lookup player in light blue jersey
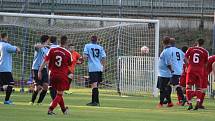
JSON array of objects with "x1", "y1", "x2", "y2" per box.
[
  {"x1": 0, "y1": 33, "x2": 21, "y2": 104},
  {"x1": 157, "y1": 36, "x2": 174, "y2": 108},
  {"x1": 169, "y1": 38, "x2": 186, "y2": 106},
  {"x1": 30, "y1": 35, "x2": 50, "y2": 105},
  {"x1": 83, "y1": 35, "x2": 106, "y2": 106}
]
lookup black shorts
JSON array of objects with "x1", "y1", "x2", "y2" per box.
[
  {"x1": 0, "y1": 72, "x2": 14, "y2": 86},
  {"x1": 170, "y1": 75, "x2": 181, "y2": 86},
  {"x1": 89, "y1": 72, "x2": 103, "y2": 84},
  {"x1": 32, "y1": 69, "x2": 48, "y2": 86},
  {"x1": 157, "y1": 76, "x2": 170, "y2": 90}
]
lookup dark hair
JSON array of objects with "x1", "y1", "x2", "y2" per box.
[
  {"x1": 1, "y1": 33, "x2": 7, "y2": 39},
  {"x1": 60, "y1": 35, "x2": 67, "y2": 45},
  {"x1": 170, "y1": 38, "x2": 176, "y2": 45},
  {"x1": 68, "y1": 43, "x2": 74, "y2": 47},
  {"x1": 91, "y1": 35, "x2": 97, "y2": 42},
  {"x1": 162, "y1": 36, "x2": 170, "y2": 45},
  {"x1": 196, "y1": 38, "x2": 205, "y2": 46},
  {"x1": 40, "y1": 35, "x2": 49, "y2": 43},
  {"x1": 50, "y1": 36, "x2": 57, "y2": 43},
  {"x1": 181, "y1": 46, "x2": 188, "y2": 53}
]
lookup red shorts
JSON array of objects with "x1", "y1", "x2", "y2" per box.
[
  {"x1": 186, "y1": 72, "x2": 203, "y2": 87},
  {"x1": 201, "y1": 71, "x2": 208, "y2": 89},
  {"x1": 50, "y1": 73, "x2": 70, "y2": 91},
  {"x1": 179, "y1": 73, "x2": 186, "y2": 87}
]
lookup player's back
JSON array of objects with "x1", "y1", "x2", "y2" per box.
[
  {"x1": 84, "y1": 43, "x2": 106, "y2": 72},
  {"x1": 185, "y1": 47, "x2": 208, "y2": 73},
  {"x1": 171, "y1": 46, "x2": 184, "y2": 75},
  {"x1": 47, "y1": 47, "x2": 72, "y2": 75}
]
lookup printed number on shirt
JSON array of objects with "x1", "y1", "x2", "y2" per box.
[
  {"x1": 176, "y1": 52, "x2": 180, "y2": 61},
  {"x1": 193, "y1": 53, "x2": 200, "y2": 63},
  {"x1": 91, "y1": 48, "x2": 100, "y2": 57},
  {"x1": 55, "y1": 55, "x2": 62, "y2": 67}
]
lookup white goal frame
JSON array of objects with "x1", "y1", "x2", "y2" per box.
[{"x1": 0, "y1": 12, "x2": 160, "y2": 96}]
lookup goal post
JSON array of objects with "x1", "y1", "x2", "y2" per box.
[{"x1": 0, "y1": 12, "x2": 159, "y2": 96}]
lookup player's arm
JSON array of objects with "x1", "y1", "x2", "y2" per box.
[
  {"x1": 38, "y1": 59, "x2": 49, "y2": 80},
  {"x1": 34, "y1": 43, "x2": 49, "y2": 51},
  {"x1": 83, "y1": 45, "x2": 89, "y2": 60},
  {"x1": 101, "y1": 47, "x2": 107, "y2": 71},
  {"x1": 76, "y1": 53, "x2": 84, "y2": 64},
  {"x1": 6, "y1": 44, "x2": 21, "y2": 54},
  {"x1": 164, "y1": 50, "x2": 174, "y2": 73}
]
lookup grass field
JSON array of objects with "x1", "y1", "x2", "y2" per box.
[{"x1": 0, "y1": 89, "x2": 215, "y2": 121}]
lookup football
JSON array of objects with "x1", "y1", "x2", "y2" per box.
[{"x1": 141, "y1": 46, "x2": 149, "y2": 54}]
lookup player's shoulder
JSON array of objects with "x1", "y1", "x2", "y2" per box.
[{"x1": 209, "y1": 55, "x2": 215, "y2": 60}]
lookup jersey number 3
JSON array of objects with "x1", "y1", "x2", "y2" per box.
[
  {"x1": 193, "y1": 53, "x2": 200, "y2": 63},
  {"x1": 55, "y1": 55, "x2": 62, "y2": 67}
]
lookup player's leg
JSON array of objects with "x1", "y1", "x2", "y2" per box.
[
  {"x1": 30, "y1": 70, "x2": 42, "y2": 104},
  {"x1": 2, "y1": 72, "x2": 15, "y2": 104},
  {"x1": 49, "y1": 86, "x2": 56, "y2": 100},
  {"x1": 37, "y1": 69, "x2": 49, "y2": 104},
  {"x1": 156, "y1": 77, "x2": 165, "y2": 108},
  {"x1": 48, "y1": 90, "x2": 63, "y2": 115}
]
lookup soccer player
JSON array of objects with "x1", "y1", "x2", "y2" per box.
[
  {"x1": 0, "y1": 33, "x2": 21, "y2": 104},
  {"x1": 83, "y1": 35, "x2": 106, "y2": 106},
  {"x1": 38, "y1": 35, "x2": 72, "y2": 115},
  {"x1": 157, "y1": 36, "x2": 174, "y2": 108},
  {"x1": 169, "y1": 38, "x2": 186, "y2": 106},
  {"x1": 185, "y1": 38, "x2": 208, "y2": 110},
  {"x1": 30, "y1": 35, "x2": 50, "y2": 105},
  {"x1": 68, "y1": 44, "x2": 83, "y2": 80},
  {"x1": 48, "y1": 36, "x2": 59, "y2": 100}
]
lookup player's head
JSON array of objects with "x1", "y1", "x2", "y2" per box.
[
  {"x1": 91, "y1": 35, "x2": 98, "y2": 43},
  {"x1": 68, "y1": 43, "x2": 75, "y2": 51},
  {"x1": 170, "y1": 37, "x2": 176, "y2": 46},
  {"x1": 60, "y1": 35, "x2": 68, "y2": 46},
  {"x1": 196, "y1": 38, "x2": 205, "y2": 47},
  {"x1": 1, "y1": 33, "x2": 8, "y2": 41},
  {"x1": 50, "y1": 36, "x2": 57, "y2": 44},
  {"x1": 181, "y1": 46, "x2": 188, "y2": 53},
  {"x1": 162, "y1": 36, "x2": 170, "y2": 46},
  {"x1": 40, "y1": 35, "x2": 49, "y2": 44}
]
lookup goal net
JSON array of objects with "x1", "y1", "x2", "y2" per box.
[{"x1": 0, "y1": 12, "x2": 159, "y2": 96}]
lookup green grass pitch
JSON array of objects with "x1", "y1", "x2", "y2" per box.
[{"x1": 0, "y1": 89, "x2": 215, "y2": 121}]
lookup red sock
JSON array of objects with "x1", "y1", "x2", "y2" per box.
[
  {"x1": 186, "y1": 88, "x2": 193, "y2": 103},
  {"x1": 195, "y1": 90, "x2": 202, "y2": 102},
  {"x1": 177, "y1": 93, "x2": 182, "y2": 102},
  {"x1": 200, "y1": 93, "x2": 205, "y2": 106},
  {"x1": 59, "y1": 96, "x2": 66, "y2": 110},
  {"x1": 191, "y1": 91, "x2": 196, "y2": 98},
  {"x1": 49, "y1": 94, "x2": 62, "y2": 111}
]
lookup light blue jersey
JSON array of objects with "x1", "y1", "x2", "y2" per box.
[
  {"x1": 83, "y1": 43, "x2": 106, "y2": 72},
  {"x1": 170, "y1": 46, "x2": 184, "y2": 75},
  {"x1": 50, "y1": 43, "x2": 59, "y2": 48},
  {"x1": 158, "y1": 46, "x2": 172, "y2": 77},
  {"x1": 0, "y1": 41, "x2": 17, "y2": 72},
  {"x1": 32, "y1": 46, "x2": 49, "y2": 70}
]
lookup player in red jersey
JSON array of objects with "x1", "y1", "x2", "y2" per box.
[
  {"x1": 184, "y1": 39, "x2": 208, "y2": 110},
  {"x1": 38, "y1": 35, "x2": 72, "y2": 115}
]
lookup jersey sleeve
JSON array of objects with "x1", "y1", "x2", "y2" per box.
[
  {"x1": 83, "y1": 45, "x2": 88, "y2": 55},
  {"x1": 101, "y1": 47, "x2": 106, "y2": 58},
  {"x1": 185, "y1": 48, "x2": 192, "y2": 58},
  {"x1": 45, "y1": 48, "x2": 52, "y2": 62},
  {"x1": 6, "y1": 44, "x2": 17, "y2": 53},
  {"x1": 164, "y1": 49, "x2": 172, "y2": 65}
]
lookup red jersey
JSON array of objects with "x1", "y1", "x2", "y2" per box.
[
  {"x1": 207, "y1": 55, "x2": 215, "y2": 73},
  {"x1": 70, "y1": 50, "x2": 81, "y2": 74},
  {"x1": 185, "y1": 47, "x2": 208, "y2": 73},
  {"x1": 45, "y1": 47, "x2": 72, "y2": 77}
]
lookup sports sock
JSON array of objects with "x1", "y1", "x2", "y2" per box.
[
  {"x1": 165, "y1": 86, "x2": 172, "y2": 103},
  {"x1": 93, "y1": 88, "x2": 99, "y2": 103},
  {"x1": 195, "y1": 90, "x2": 202, "y2": 103},
  {"x1": 91, "y1": 88, "x2": 95, "y2": 103},
  {"x1": 31, "y1": 90, "x2": 39, "y2": 103},
  {"x1": 49, "y1": 94, "x2": 62, "y2": 111},
  {"x1": 186, "y1": 88, "x2": 193, "y2": 103},
  {"x1": 176, "y1": 86, "x2": 184, "y2": 102},
  {"x1": 59, "y1": 96, "x2": 66, "y2": 111},
  {"x1": 37, "y1": 90, "x2": 47, "y2": 103},
  {"x1": 159, "y1": 90, "x2": 165, "y2": 104},
  {"x1": 200, "y1": 92, "x2": 205, "y2": 106},
  {"x1": 5, "y1": 86, "x2": 13, "y2": 101},
  {"x1": 49, "y1": 87, "x2": 57, "y2": 100}
]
